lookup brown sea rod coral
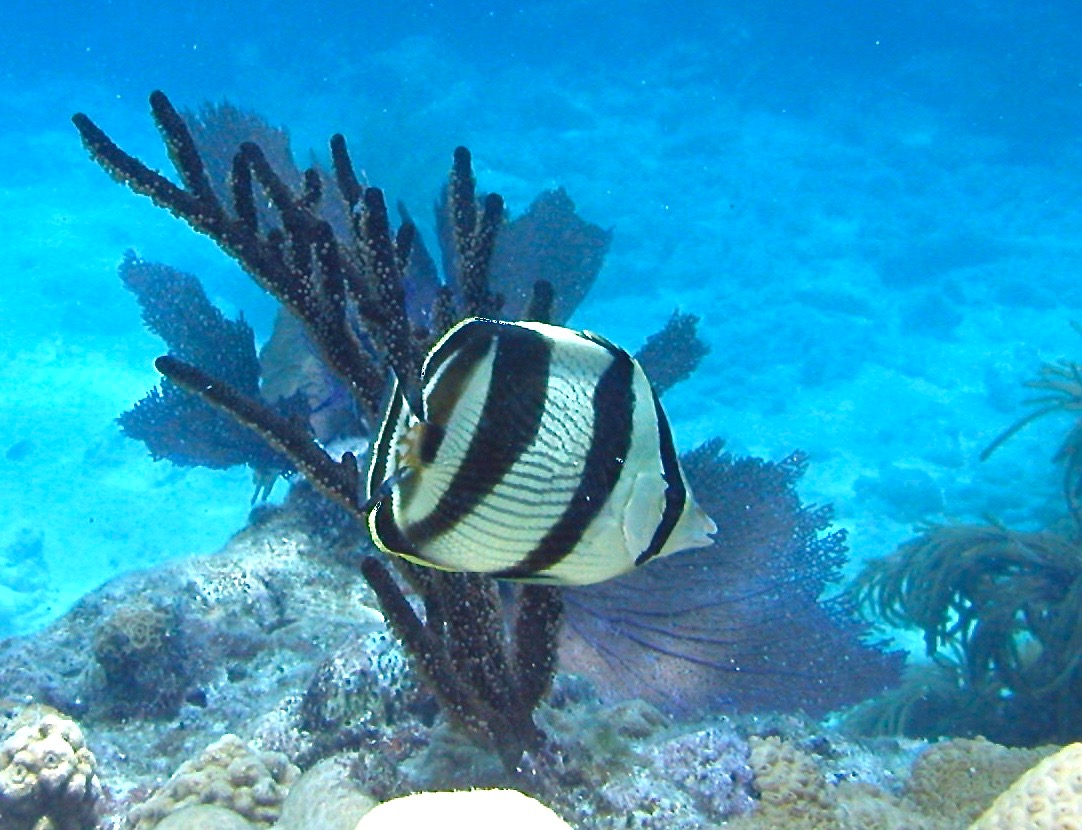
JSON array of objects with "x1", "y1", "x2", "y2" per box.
[{"x1": 73, "y1": 91, "x2": 573, "y2": 770}]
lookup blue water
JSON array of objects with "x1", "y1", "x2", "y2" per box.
[{"x1": 2, "y1": 0, "x2": 1082, "y2": 637}]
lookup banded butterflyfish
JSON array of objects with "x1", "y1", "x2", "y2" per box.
[{"x1": 365, "y1": 317, "x2": 716, "y2": 585}]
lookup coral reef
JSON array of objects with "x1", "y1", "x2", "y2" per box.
[
  {"x1": 128, "y1": 734, "x2": 298, "y2": 829},
  {"x1": 0, "y1": 581, "x2": 1069, "y2": 830},
  {"x1": 0, "y1": 503, "x2": 397, "y2": 780},
  {"x1": 970, "y1": 742, "x2": 1082, "y2": 829},
  {"x1": 299, "y1": 630, "x2": 418, "y2": 734},
  {"x1": 0, "y1": 704, "x2": 102, "y2": 830},
  {"x1": 586, "y1": 721, "x2": 756, "y2": 828},
  {"x1": 73, "y1": 90, "x2": 900, "y2": 783},
  {"x1": 724, "y1": 733, "x2": 1058, "y2": 830},
  {"x1": 297, "y1": 628, "x2": 433, "y2": 763}
]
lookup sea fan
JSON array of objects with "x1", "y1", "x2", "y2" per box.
[{"x1": 562, "y1": 439, "x2": 904, "y2": 717}]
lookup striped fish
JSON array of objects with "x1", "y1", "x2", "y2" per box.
[{"x1": 366, "y1": 317, "x2": 716, "y2": 585}]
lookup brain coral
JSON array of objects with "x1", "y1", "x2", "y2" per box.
[
  {"x1": 0, "y1": 704, "x2": 102, "y2": 830},
  {"x1": 969, "y1": 742, "x2": 1082, "y2": 830},
  {"x1": 128, "y1": 734, "x2": 298, "y2": 829},
  {"x1": 906, "y1": 736, "x2": 1057, "y2": 827}
]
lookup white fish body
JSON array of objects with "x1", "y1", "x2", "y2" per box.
[{"x1": 366, "y1": 318, "x2": 716, "y2": 585}]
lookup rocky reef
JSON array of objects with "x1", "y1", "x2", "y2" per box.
[{"x1": 0, "y1": 490, "x2": 1072, "y2": 828}]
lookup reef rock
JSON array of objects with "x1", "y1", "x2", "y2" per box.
[{"x1": 275, "y1": 756, "x2": 377, "y2": 830}]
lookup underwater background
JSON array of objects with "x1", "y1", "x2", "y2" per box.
[
  {"x1": 3, "y1": 0, "x2": 1082, "y2": 636},
  {"x1": 3, "y1": 1, "x2": 1082, "y2": 828}
]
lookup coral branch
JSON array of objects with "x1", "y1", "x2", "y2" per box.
[
  {"x1": 156, "y1": 355, "x2": 362, "y2": 512},
  {"x1": 75, "y1": 91, "x2": 575, "y2": 767},
  {"x1": 360, "y1": 558, "x2": 558, "y2": 767}
]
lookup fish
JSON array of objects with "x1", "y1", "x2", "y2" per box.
[{"x1": 365, "y1": 317, "x2": 717, "y2": 585}]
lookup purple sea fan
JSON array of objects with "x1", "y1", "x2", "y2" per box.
[{"x1": 560, "y1": 439, "x2": 904, "y2": 717}]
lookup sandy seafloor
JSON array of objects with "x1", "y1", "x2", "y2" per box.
[{"x1": 1, "y1": 2, "x2": 1081, "y2": 664}]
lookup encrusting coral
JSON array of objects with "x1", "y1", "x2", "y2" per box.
[
  {"x1": 0, "y1": 704, "x2": 102, "y2": 830},
  {"x1": 128, "y1": 734, "x2": 298, "y2": 829},
  {"x1": 154, "y1": 805, "x2": 254, "y2": 829},
  {"x1": 970, "y1": 742, "x2": 1082, "y2": 829},
  {"x1": 906, "y1": 737, "x2": 1057, "y2": 828},
  {"x1": 735, "y1": 735, "x2": 838, "y2": 829}
]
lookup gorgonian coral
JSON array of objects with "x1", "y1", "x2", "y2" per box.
[{"x1": 562, "y1": 440, "x2": 904, "y2": 717}]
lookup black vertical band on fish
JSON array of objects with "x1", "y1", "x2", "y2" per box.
[
  {"x1": 366, "y1": 317, "x2": 716, "y2": 585},
  {"x1": 367, "y1": 383, "x2": 421, "y2": 558},
  {"x1": 634, "y1": 388, "x2": 688, "y2": 566},
  {"x1": 494, "y1": 344, "x2": 634, "y2": 578},
  {"x1": 405, "y1": 322, "x2": 552, "y2": 545}
]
